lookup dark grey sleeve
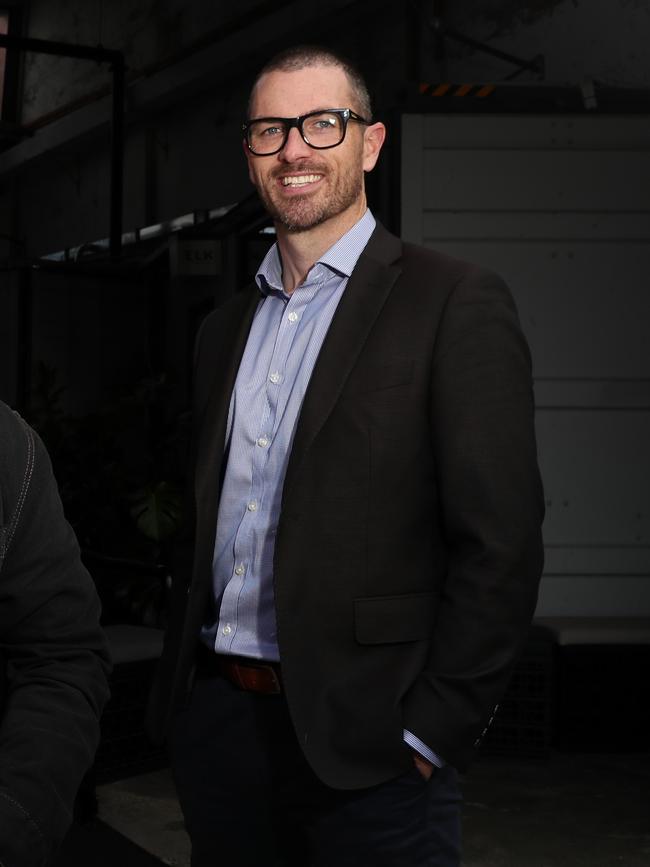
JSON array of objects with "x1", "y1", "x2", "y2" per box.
[{"x1": 0, "y1": 410, "x2": 111, "y2": 867}]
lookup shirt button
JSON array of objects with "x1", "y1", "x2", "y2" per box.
[
  {"x1": 288, "y1": 312, "x2": 298, "y2": 323},
  {"x1": 234, "y1": 564, "x2": 245, "y2": 576},
  {"x1": 269, "y1": 371, "x2": 281, "y2": 384},
  {"x1": 257, "y1": 436, "x2": 269, "y2": 448},
  {"x1": 222, "y1": 624, "x2": 232, "y2": 636},
  {"x1": 247, "y1": 501, "x2": 258, "y2": 512}
]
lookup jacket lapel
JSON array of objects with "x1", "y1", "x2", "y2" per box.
[{"x1": 282, "y1": 224, "x2": 403, "y2": 501}]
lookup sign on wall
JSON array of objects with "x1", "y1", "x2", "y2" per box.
[{"x1": 169, "y1": 237, "x2": 222, "y2": 277}]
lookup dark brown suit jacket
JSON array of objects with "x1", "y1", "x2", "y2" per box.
[{"x1": 147, "y1": 223, "x2": 544, "y2": 789}]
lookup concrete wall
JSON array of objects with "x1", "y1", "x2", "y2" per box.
[{"x1": 21, "y1": 0, "x2": 262, "y2": 123}]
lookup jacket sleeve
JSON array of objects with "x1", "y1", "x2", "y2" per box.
[
  {"x1": 402, "y1": 266, "x2": 545, "y2": 770},
  {"x1": 0, "y1": 410, "x2": 111, "y2": 867}
]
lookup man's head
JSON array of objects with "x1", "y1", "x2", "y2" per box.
[
  {"x1": 248, "y1": 45, "x2": 373, "y2": 120},
  {"x1": 243, "y1": 46, "x2": 385, "y2": 236}
]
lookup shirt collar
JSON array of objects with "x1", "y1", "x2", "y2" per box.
[{"x1": 256, "y1": 209, "x2": 376, "y2": 296}]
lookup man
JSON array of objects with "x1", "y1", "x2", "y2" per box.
[
  {"x1": 148, "y1": 45, "x2": 544, "y2": 866},
  {"x1": 0, "y1": 401, "x2": 110, "y2": 867}
]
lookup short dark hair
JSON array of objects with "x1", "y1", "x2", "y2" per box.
[{"x1": 248, "y1": 45, "x2": 372, "y2": 120}]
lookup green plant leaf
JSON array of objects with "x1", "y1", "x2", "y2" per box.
[{"x1": 130, "y1": 482, "x2": 183, "y2": 543}]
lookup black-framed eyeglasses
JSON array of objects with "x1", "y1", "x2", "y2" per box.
[{"x1": 242, "y1": 108, "x2": 370, "y2": 156}]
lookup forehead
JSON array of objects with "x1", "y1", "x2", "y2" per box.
[{"x1": 249, "y1": 64, "x2": 355, "y2": 118}]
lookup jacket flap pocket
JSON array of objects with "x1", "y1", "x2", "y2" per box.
[
  {"x1": 344, "y1": 359, "x2": 414, "y2": 396},
  {"x1": 354, "y1": 592, "x2": 436, "y2": 645}
]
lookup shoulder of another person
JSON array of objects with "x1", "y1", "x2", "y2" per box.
[
  {"x1": 0, "y1": 399, "x2": 26, "y2": 432},
  {"x1": 0, "y1": 403, "x2": 37, "y2": 550},
  {"x1": 0, "y1": 402, "x2": 33, "y2": 480}
]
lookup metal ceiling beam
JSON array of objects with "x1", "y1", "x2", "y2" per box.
[
  {"x1": 429, "y1": 17, "x2": 545, "y2": 79},
  {"x1": 0, "y1": 34, "x2": 126, "y2": 259}
]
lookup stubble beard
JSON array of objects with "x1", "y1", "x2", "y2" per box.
[{"x1": 257, "y1": 163, "x2": 364, "y2": 234}]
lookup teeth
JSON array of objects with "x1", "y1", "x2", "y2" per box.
[{"x1": 281, "y1": 174, "x2": 322, "y2": 187}]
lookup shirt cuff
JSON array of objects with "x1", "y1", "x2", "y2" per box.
[{"x1": 403, "y1": 729, "x2": 445, "y2": 768}]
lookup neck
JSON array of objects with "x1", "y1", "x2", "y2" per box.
[{"x1": 276, "y1": 200, "x2": 367, "y2": 295}]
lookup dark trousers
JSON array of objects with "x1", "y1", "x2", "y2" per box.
[{"x1": 170, "y1": 671, "x2": 462, "y2": 867}]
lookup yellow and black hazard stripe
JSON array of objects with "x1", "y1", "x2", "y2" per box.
[{"x1": 418, "y1": 82, "x2": 496, "y2": 99}]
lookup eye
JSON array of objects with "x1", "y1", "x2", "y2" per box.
[
  {"x1": 303, "y1": 113, "x2": 341, "y2": 139},
  {"x1": 313, "y1": 117, "x2": 336, "y2": 130},
  {"x1": 260, "y1": 124, "x2": 284, "y2": 138}
]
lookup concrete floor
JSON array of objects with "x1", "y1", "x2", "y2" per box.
[
  {"x1": 461, "y1": 753, "x2": 650, "y2": 866},
  {"x1": 98, "y1": 753, "x2": 650, "y2": 866},
  {"x1": 99, "y1": 770, "x2": 189, "y2": 867}
]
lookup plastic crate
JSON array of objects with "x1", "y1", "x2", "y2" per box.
[{"x1": 481, "y1": 625, "x2": 555, "y2": 758}]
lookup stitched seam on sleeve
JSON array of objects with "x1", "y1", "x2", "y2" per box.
[
  {"x1": 0, "y1": 790, "x2": 46, "y2": 843},
  {"x1": 5, "y1": 416, "x2": 36, "y2": 555}
]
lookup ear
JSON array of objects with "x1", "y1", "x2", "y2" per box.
[{"x1": 362, "y1": 122, "x2": 386, "y2": 173}]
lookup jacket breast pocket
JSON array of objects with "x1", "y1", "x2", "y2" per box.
[{"x1": 354, "y1": 592, "x2": 437, "y2": 645}]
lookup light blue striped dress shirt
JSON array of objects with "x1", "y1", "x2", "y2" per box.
[{"x1": 202, "y1": 209, "x2": 441, "y2": 768}]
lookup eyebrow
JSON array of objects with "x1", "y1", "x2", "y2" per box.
[{"x1": 249, "y1": 107, "x2": 343, "y2": 120}]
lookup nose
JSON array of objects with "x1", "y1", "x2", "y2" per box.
[{"x1": 279, "y1": 126, "x2": 312, "y2": 161}]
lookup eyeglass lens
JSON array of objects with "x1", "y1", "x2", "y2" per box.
[{"x1": 248, "y1": 111, "x2": 346, "y2": 154}]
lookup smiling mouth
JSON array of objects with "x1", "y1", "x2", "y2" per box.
[{"x1": 280, "y1": 174, "x2": 323, "y2": 187}]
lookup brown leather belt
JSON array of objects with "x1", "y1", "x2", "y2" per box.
[{"x1": 197, "y1": 645, "x2": 282, "y2": 695}]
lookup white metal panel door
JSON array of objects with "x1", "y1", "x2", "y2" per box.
[{"x1": 402, "y1": 113, "x2": 650, "y2": 617}]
